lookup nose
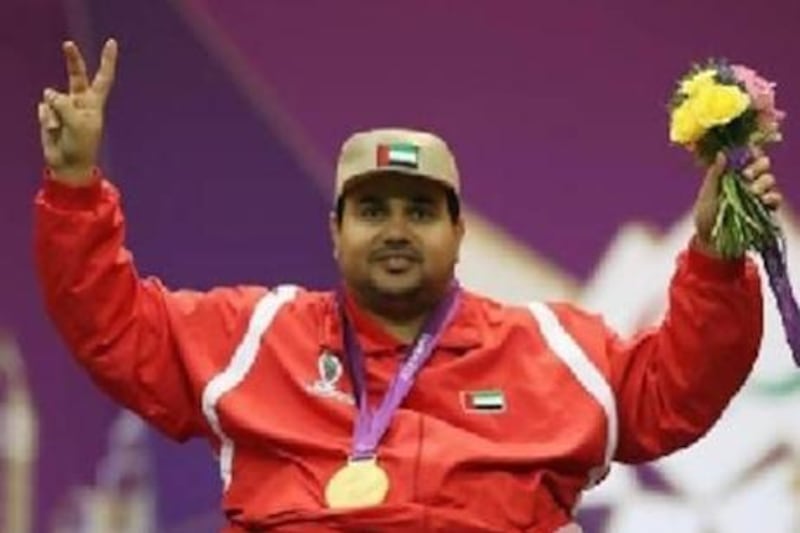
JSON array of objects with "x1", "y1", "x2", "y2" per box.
[{"x1": 381, "y1": 210, "x2": 412, "y2": 245}]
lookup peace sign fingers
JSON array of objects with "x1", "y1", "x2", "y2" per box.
[
  {"x1": 90, "y1": 39, "x2": 118, "y2": 104},
  {"x1": 63, "y1": 41, "x2": 90, "y2": 94}
]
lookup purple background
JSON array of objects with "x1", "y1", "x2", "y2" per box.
[{"x1": 3, "y1": 0, "x2": 800, "y2": 529}]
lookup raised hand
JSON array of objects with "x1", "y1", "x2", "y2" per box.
[
  {"x1": 38, "y1": 39, "x2": 118, "y2": 186},
  {"x1": 693, "y1": 147, "x2": 783, "y2": 258}
]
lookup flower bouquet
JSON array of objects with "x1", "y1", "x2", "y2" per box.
[{"x1": 669, "y1": 60, "x2": 800, "y2": 365}]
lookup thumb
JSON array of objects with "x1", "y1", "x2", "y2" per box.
[
  {"x1": 693, "y1": 151, "x2": 727, "y2": 244},
  {"x1": 699, "y1": 152, "x2": 727, "y2": 199}
]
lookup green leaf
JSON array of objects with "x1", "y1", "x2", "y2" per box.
[{"x1": 722, "y1": 174, "x2": 762, "y2": 231}]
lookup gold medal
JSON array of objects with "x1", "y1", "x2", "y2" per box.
[{"x1": 324, "y1": 458, "x2": 390, "y2": 509}]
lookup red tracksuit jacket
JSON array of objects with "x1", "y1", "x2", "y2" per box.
[{"x1": 34, "y1": 175, "x2": 763, "y2": 532}]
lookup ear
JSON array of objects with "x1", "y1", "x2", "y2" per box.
[
  {"x1": 329, "y1": 211, "x2": 341, "y2": 261},
  {"x1": 454, "y1": 216, "x2": 466, "y2": 262}
]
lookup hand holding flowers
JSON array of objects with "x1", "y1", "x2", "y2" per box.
[{"x1": 669, "y1": 60, "x2": 799, "y2": 365}]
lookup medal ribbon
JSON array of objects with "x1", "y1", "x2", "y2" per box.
[{"x1": 338, "y1": 284, "x2": 461, "y2": 460}]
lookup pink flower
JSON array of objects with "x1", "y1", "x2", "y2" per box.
[{"x1": 732, "y1": 64, "x2": 786, "y2": 133}]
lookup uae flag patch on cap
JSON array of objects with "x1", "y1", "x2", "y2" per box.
[
  {"x1": 377, "y1": 143, "x2": 419, "y2": 169},
  {"x1": 462, "y1": 389, "x2": 506, "y2": 413}
]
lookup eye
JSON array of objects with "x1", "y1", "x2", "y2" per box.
[
  {"x1": 408, "y1": 204, "x2": 436, "y2": 221},
  {"x1": 358, "y1": 204, "x2": 385, "y2": 220}
]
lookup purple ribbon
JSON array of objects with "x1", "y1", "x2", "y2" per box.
[
  {"x1": 727, "y1": 147, "x2": 800, "y2": 366},
  {"x1": 761, "y1": 242, "x2": 800, "y2": 366},
  {"x1": 338, "y1": 284, "x2": 461, "y2": 460},
  {"x1": 726, "y1": 146, "x2": 751, "y2": 171}
]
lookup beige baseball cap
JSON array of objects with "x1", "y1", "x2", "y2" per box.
[{"x1": 334, "y1": 128, "x2": 460, "y2": 201}]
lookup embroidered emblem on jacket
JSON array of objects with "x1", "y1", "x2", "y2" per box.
[{"x1": 305, "y1": 351, "x2": 354, "y2": 405}]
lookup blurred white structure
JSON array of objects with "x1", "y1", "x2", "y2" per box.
[
  {"x1": 0, "y1": 333, "x2": 37, "y2": 533},
  {"x1": 50, "y1": 411, "x2": 156, "y2": 533}
]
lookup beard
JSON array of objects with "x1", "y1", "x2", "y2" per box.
[{"x1": 346, "y1": 262, "x2": 454, "y2": 322}]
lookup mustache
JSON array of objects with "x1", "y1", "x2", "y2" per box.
[{"x1": 369, "y1": 246, "x2": 423, "y2": 262}]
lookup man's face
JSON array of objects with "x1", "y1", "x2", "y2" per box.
[{"x1": 331, "y1": 172, "x2": 464, "y2": 305}]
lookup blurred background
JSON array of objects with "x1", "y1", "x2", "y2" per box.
[{"x1": 3, "y1": 1, "x2": 800, "y2": 531}]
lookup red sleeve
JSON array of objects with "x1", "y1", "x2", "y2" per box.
[
  {"x1": 609, "y1": 241, "x2": 763, "y2": 463},
  {"x1": 33, "y1": 170, "x2": 268, "y2": 441}
]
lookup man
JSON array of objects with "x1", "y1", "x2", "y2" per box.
[{"x1": 34, "y1": 39, "x2": 780, "y2": 532}]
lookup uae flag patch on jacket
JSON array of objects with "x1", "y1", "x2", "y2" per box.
[
  {"x1": 377, "y1": 143, "x2": 419, "y2": 169},
  {"x1": 462, "y1": 389, "x2": 506, "y2": 412}
]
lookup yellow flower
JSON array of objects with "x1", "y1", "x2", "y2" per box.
[
  {"x1": 680, "y1": 69, "x2": 717, "y2": 97},
  {"x1": 669, "y1": 100, "x2": 705, "y2": 144},
  {"x1": 669, "y1": 82, "x2": 750, "y2": 144},
  {"x1": 690, "y1": 83, "x2": 750, "y2": 128}
]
